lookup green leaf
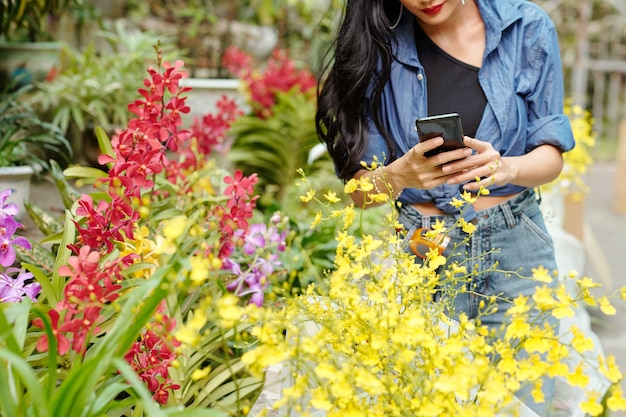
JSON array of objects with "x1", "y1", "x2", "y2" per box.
[
  {"x1": 16, "y1": 243, "x2": 56, "y2": 277},
  {"x1": 51, "y1": 211, "x2": 76, "y2": 303},
  {"x1": 49, "y1": 159, "x2": 82, "y2": 210},
  {"x1": 23, "y1": 262, "x2": 58, "y2": 305},
  {"x1": 95, "y1": 126, "x2": 115, "y2": 168},
  {"x1": 164, "y1": 408, "x2": 227, "y2": 417},
  {"x1": 40, "y1": 231, "x2": 64, "y2": 245},
  {"x1": 63, "y1": 166, "x2": 108, "y2": 181},
  {"x1": 0, "y1": 350, "x2": 48, "y2": 417},
  {"x1": 0, "y1": 302, "x2": 30, "y2": 353},
  {"x1": 23, "y1": 200, "x2": 64, "y2": 237},
  {"x1": 195, "y1": 360, "x2": 247, "y2": 405},
  {"x1": 112, "y1": 358, "x2": 165, "y2": 416}
]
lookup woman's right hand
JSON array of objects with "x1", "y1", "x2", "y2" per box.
[
  {"x1": 350, "y1": 137, "x2": 472, "y2": 208},
  {"x1": 386, "y1": 137, "x2": 473, "y2": 192}
]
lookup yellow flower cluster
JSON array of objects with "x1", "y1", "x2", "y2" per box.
[
  {"x1": 542, "y1": 103, "x2": 596, "y2": 199},
  {"x1": 239, "y1": 177, "x2": 626, "y2": 417}
]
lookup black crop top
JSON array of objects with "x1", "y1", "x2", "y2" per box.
[{"x1": 414, "y1": 23, "x2": 487, "y2": 138}]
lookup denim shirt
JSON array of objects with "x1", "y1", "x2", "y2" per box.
[{"x1": 361, "y1": 0, "x2": 575, "y2": 218}]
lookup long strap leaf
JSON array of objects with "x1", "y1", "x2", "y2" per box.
[{"x1": 49, "y1": 264, "x2": 172, "y2": 417}]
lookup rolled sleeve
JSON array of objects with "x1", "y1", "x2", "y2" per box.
[
  {"x1": 526, "y1": 113, "x2": 575, "y2": 153},
  {"x1": 523, "y1": 22, "x2": 575, "y2": 153}
]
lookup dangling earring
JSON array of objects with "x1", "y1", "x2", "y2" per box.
[
  {"x1": 389, "y1": 4, "x2": 403, "y2": 30},
  {"x1": 461, "y1": 0, "x2": 466, "y2": 4}
]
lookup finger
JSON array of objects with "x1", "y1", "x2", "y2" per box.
[
  {"x1": 463, "y1": 136, "x2": 479, "y2": 149},
  {"x1": 415, "y1": 137, "x2": 444, "y2": 157},
  {"x1": 446, "y1": 163, "x2": 493, "y2": 185},
  {"x1": 462, "y1": 174, "x2": 497, "y2": 191},
  {"x1": 438, "y1": 148, "x2": 474, "y2": 170}
]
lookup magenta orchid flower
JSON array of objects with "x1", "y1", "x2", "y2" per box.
[
  {"x1": 0, "y1": 216, "x2": 31, "y2": 267},
  {"x1": 0, "y1": 189, "x2": 20, "y2": 221}
]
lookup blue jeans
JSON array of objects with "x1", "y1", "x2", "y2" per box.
[{"x1": 398, "y1": 188, "x2": 558, "y2": 416}]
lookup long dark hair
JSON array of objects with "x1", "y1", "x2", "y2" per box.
[{"x1": 315, "y1": 0, "x2": 402, "y2": 180}]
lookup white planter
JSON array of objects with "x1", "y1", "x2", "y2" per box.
[
  {"x1": 179, "y1": 78, "x2": 247, "y2": 124},
  {"x1": 0, "y1": 42, "x2": 62, "y2": 85},
  {"x1": 0, "y1": 165, "x2": 34, "y2": 220}
]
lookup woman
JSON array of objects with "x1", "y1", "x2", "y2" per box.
[{"x1": 316, "y1": 0, "x2": 575, "y2": 414}]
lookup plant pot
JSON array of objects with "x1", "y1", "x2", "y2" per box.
[
  {"x1": 0, "y1": 42, "x2": 62, "y2": 88},
  {"x1": 179, "y1": 78, "x2": 246, "y2": 124},
  {"x1": 0, "y1": 165, "x2": 35, "y2": 220}
]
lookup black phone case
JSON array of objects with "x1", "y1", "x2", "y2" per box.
[{"x1": 416, "y1": 113, "x2": 465, "y2": 157}]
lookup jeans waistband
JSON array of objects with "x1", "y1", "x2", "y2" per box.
[{"x1": 398, "y1": 188, "x2": 539, "y2": 230}]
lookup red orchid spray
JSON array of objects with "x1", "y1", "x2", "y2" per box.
[
  {"x1": 32, "y1": 43, "x2": 272, "y2": 405},
  {"x1": 33, "y1": 48, "x2": 193, "y2": 403}
]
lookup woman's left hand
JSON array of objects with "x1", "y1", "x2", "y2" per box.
[{"x1": 441, "y1": 136, "x2": 516, "y2": 191}]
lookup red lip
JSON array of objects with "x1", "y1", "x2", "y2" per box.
[{"x1": 421, "y1": 4, "x2": 444, "y2": 15}]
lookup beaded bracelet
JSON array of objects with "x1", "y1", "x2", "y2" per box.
[
  {"x1": 373, "y1": 167, "x2": 401, "y2": 200},
  {"x1": 372, "y1": 167, "x2": 384, "y2": 195}
]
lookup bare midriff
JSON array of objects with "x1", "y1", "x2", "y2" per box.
[{"x1": 410, "y1": 193, "x2": 520, "y2": 215}]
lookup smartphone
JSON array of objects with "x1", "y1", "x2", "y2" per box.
[{"x1": 416, "y1": 113, "x2": 466, "y2": 157}]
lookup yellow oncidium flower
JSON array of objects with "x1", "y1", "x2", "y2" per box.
[
  {"x1": 577, "y1": 276, "x2": 602, "y2": 288},
  {"x1": 532, "y1": 286, "x2": 557, "y2": 311},
  {"x1": 459, "y1": 218, "x2": 477, "y2": 234},
  {"x1": 189, "y1": 255, "x2": 211, "y2": 284},
  {"x1": 300, "y1": 189, "x2": 316, "y2": 203},
  {"x1": 371, "y1": 192, "x2": 389, "y2": 204},
  {"x1": 342, "y1": 205, "x2": 355, "y2": 229},
  {"x1": 570, "y1": 326, "x2": 595, "y2": 354},
  {"x1": 607, "y1": 384, "x2": 626, "y2": 412},
  {"x1": 580, "y1": 391, "x2": 604, "y2": 416},
  {"x1": 173, "y1": 305, "x2": 208, "y2": 348},
  {"x1": 191, "y1": 366, "x2": 212, "y2": 381},
  {"x1": 152, "y1": 234, "x2": 176, "y2": 255},
  {"x1": 195, "y1": 175, "x2": 216, "y2": 196},
  {"x1": 326, "y1": 211, "x2": 344, "y2": 225},
  {"x1": 531, "y1": 380, "x2": 545, "y2": 403},
  {"x1": 567, "y1": 362, "x2": 590, "y2": 388},
  {"x1": 343, "y1": 178, "x2": 358, "y2": 194},
  {"x1": 460, "y1": 190, "x2": 478, "y2": 204},
  {"x1": 523, "y1": 333, "x2": 552, "y2": 354},
  {"x1": 310, "y1": 211, "x2": 322, "y2": 229},
  {"x1": 531, "y1": 265, "x2": 553, "y2": 283},
  {"x1": 119, "y1": 225, "x2": 160, "y2": 278},
  {"x1": 598, "y1": 296, "x2": 617, "y2": 315},
  {"x1": 217, "y1": 294, "x2": 245, "y2": 328},
  {"x1": 450, "y1": 197, "x2": 465, "y2": 209},
  {"x1": 324, "y1": 190, "x2": 341, "y2": 203},
  {"x1": 310, "y1": 387, "x2": 332, "y2": 411},
  {"x1": 599, "y1": 354, "x2": 623, "y2": 384},
  {"x1": 162, "y1": 215, "x2": 187, "y2": 240},
  {"x1": 552, "y1": 284, "x2": 576, "y2": 319},
  {"x1": 507, "y1": 294, "x2": 531, "y2": 316}
]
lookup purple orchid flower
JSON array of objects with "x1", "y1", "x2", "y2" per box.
[
  {"x1": 0, "y1": 216, "x2": 32, "y2": 267},
  {"x1": 0, "y1": 189, "x2": 20, "y2": 223},
  {"x1": 226, "y1": 255, "x2": 283, "y2": 306},
  {"x1": 243, "y1": 224, "x2": 267, "y2": 255},
  {"x1": 243, "y1": 223, "x2": 287, "y2": 255},
  {"x1": 223, "y1": 214, "x2": 288, "y2": 306},
  {"x1": 0, "y1": 267, "x2": 41, "y2": 302}
]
